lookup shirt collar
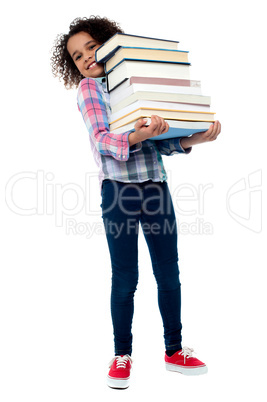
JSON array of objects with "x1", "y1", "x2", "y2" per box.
[
  {"x1": 95, "y1": 76, "x2": 107, "y2": 93},
  {"x1": 95, "y1": 77, "x2": 106, "y2": 84}
]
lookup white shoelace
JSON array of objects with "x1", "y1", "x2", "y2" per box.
[
  {"x1": 178, "y1": 347, "x2": 194, "y2": 364},
  {"x1": 109, "y1": 354, "x2": 133, "y2": 369}
]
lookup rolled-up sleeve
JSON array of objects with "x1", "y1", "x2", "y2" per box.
[
  {"x1": 77, "y1": 78, "x2": 137, "y2": 161},
  {"x1": 155, "y1": 138, "x2": 192, "y2": 156}
]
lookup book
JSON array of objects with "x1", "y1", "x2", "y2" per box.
[
  {"x1": 105, "y1": 47, "x2": 189, "y2": 72},
  {"x1": 112, "y1": 118, "x2": 211, "y2": 140},
  {"x1": 97, "y1": 33, "x2": 216, "y2": 141},
  {"x1": 95, "y1": 32, "x2": 179, "y2": 63},
  {"x1": 107, "y1": 59, "x2": 191, "y2": 91},
  {"x1": 110, "y1": 91, "x2": 211, "y2": 114},
  {"x1": 109, "y1": 107, "x2": 215, "y2": 131},
  {"x1": 110, "y1": 76, "x2": 201, "y2": 101},
  {"x1": 110, "y1": 99, "x2": 211, "y2": 122},
  {"x1": 111, "y1": 76, "x2": 201, "y2": 92}
]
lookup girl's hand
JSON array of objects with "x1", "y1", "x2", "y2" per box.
[
  {"x1": 180, "y1": 120, "x2": 221, "y2": 149},
  {"x1": 195, "y1": 120, "x2": 221, "y2": 143},
  {"x1": 129, "y1": 115, "x2": 169, "y2": 146}
]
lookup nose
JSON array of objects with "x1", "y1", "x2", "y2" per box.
[{"x1": 84, "y1": 54, "x2": 92, "y2": 62}]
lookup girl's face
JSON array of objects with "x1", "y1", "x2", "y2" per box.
[{"x1": 67, "y1": 31, "x2": 105, "y2": 79}]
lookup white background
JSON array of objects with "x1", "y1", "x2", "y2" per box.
[{"x1": 1, "y1": 0, "x2": 266, "y2": 401}]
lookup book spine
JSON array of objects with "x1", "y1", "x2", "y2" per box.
[
  {"x1": 107, "y1": 76, "x2": 128, "y2": 93},
  {"x1": 96, "y1": 45, "x2": 121, "y2": 63},
  {"x1": 128, "y1": 77, "x2": 200, "y2": 87}
]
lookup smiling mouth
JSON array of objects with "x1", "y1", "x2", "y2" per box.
[{"x1": 87, "y1": 62, "x2": 97, "y2": 70}]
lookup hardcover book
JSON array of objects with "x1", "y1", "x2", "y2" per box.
[
  {"x1": 112, "y1": 118, "x2": 211, "y2": 140},
  {"x1": 109, "y1": 107, "x2": 215, "y2": 131},
  {"x1": 107, "y1": 59, "x2": 191, "y2": 91},
  {"x1": 105, "y1": 47, "x2": 189, "y2": 72},
  {"x1": 95, "y1": 32, "x2": 179, "y2": 63}
]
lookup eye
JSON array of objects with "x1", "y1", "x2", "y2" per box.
[{"x1": 75, "y1": 54, "x2": 82, "y2": 61}]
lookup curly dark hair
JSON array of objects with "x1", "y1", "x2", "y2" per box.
[{"x1": 51, "y1": 16, "x2": 124, "y2": 89}]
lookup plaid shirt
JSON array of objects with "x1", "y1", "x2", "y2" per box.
[{"x1": 77, "y1": 77, "x2": 191, "y2": 192}]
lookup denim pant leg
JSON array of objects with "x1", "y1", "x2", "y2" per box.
[
  {"x1": 140, "y1": 181, "x2": 182, "y2": 351},
  {"x1": 101, "y1": 180, "x2": 141, "y2": 356}
]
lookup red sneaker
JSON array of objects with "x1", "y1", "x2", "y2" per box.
[
  {"x1": 165, "y1": 347, "x2": 208, "y2": 376},
  {"x1": 107, "y1": 355, "x2": 133, "y2": 389}
]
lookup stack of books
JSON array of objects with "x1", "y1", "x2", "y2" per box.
[{"x1": 95, "y1": 33, "x2": 215, "y2": 140}]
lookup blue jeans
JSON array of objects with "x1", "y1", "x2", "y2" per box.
[{"x1": 101, "y1": 179, "x2": 182, "y2": 356}]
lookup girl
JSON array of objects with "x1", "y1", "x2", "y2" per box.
[{"x1": 51, "y1": 16, "x2": 221, "y2": 389}]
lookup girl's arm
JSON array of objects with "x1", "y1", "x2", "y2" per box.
[
  {"x1": 129, "y1": 118, "x2": 221, "y2": 155},
  {"x1": 154, "y1": 137, "x2": 192, "y2": 156},
  {"x1": 77, "y1": 78, "x2": 220, "y2": 158},
  {"x1": 77, "y1": 78, "x2": 139, "y2": 161},
  {"x1": 180, "y1": 121, "x2": 221, "y2": 149}
]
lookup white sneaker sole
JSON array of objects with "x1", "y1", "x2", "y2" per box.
[
  {"x1": 107, "y1": 375, "x2": 130, "y2": 389},
  {"x1": 166, "y1": 363, "x2": 208, "y2": 376}
]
